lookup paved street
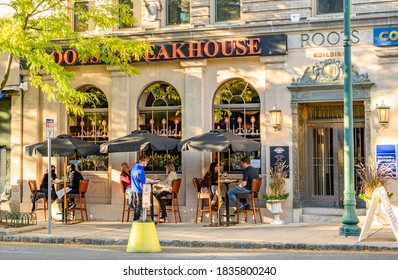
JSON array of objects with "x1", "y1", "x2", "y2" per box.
[
  {"x1": 1, "y1": 220, "x2": 398, "y2": 251},
  {"x1": 1, "y1": 242, "x2": 398, "y2": 260}
]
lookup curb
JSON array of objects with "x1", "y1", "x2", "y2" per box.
[{"x1": 1, "y1": 235, "x2": 398, "y2": 252}]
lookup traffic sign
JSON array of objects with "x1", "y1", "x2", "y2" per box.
[{"x1": 46, "y1": 118, "x2": 54, "y2": 138}]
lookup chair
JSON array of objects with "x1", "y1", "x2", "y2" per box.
[
  {"x1": 28, "y1": 179, "x2": 47, "y2": 221},
  {"x1": 67, "y1": 179, "x2": 89, "y2": 221},
  {"x1": 157, "y1": 179, "x2": 182, "y2": 223},
  {"x1": 236, "y1": 177, "x2": 263, "y2": 224},
  {"x1": 192, "y1": 177, "x2": 213, "y2": 224},
  {"x1": 121, "y1": 180, "x2": 132, "y2": 223}
]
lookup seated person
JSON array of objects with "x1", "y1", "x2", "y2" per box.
[
  {"x1": 155, "y1": 162, "x2": 178, "y2": 220},
  {"x1": 203, "y1": 162, "x2": 219, "y2": 209},
  {"x1": 39, "y1": 165, "x2": 57, "y2": 202},
  {"x1": 120, "y1": 162, "x2": 134, "y2": 210},
  {"x1": 56, "y1": 163, "x2": 83, "y2": 209},
  {"x1": 227, "y1": 156, "x2": 259, "y2": 212}
]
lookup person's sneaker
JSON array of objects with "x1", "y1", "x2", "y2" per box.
[
  {"x1": 68, "y1": 202, "x2": 76, "y2": 209},
  {"x1": 234, "y1": 204, "x2": 249, "y2": 214}
]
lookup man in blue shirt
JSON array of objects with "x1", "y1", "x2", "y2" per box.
[{"x1": 131, "y1": 155, "x2": 149, "y2": 221}]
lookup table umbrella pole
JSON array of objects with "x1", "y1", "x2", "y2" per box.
[
  {"x1": 63, "y1": 158, "x2": 67, "y2": 224},
  {"x1": 217, "y1": 152, "x2": 221, "y2": 226}
]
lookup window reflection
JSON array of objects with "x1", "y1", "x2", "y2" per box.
[
  {"x1": 216, "y1": 0, "x2": 240, "y2": 22},
  {"x1": 317, "y1": 0, "x2": 343, "y2": 15},
  {"x1": 167, "y1": 0, "x2": 190, "y2": 25}
]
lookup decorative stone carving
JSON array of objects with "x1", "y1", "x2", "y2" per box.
[{"x1": 291, "y1": 59, "x2": 370, "y2": 85}]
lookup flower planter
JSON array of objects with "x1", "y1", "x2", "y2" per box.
[{"x1": 266, "y1": 200, "x2": 285, "y2": 225}]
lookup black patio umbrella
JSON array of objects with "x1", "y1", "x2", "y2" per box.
[
  {"x1": 178, "y1": 129, "x2": 261, "y2": 224},
  {"x1": 25, "y1": 134, "x2": 100, "y2": 157},
  {"x1": 99, "y1": 130, "x2": 180, "y2": 153},
  {"x1": 25, "y1": 134, "x2": 101, "y2": 222},
  {"x1": 178, "y1": 129, "x2": 260, "y2": 153}
]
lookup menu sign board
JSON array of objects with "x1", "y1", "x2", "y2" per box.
[
  {"x1": 270, "y1": 146, "x2": 289, "y2": 178},
  {"x1": 358, "y1": 187, "x2": 398, "y2": 242}
]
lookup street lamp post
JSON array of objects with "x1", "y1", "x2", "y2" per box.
[{"x1": 339, "y1": 0, "x2": 361, "y2": 236}]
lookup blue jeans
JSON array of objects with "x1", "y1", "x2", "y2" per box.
[{"x1": 227, "y1": 187, "x2": 251, "y2": 209}]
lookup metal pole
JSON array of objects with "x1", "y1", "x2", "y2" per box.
[
  {"x1": 47, "y1": 138, "x2": 52, "y2": 234},
  {"x1": 339, "y1": 0, "x2": 361, "y2": 236}
]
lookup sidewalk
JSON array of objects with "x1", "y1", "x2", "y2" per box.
[{"x1": 1, "y1": 220, "x2": 397, "y2": 251}]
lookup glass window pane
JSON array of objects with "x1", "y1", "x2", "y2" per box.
[
  {"x1": 69, "y1": 88, "x2": 108, "y2": 171},
  {"x1": 139, "y1": 82, "x2": 182, "y2": 173},
  {"x1": 317, "y1": 0, "x2": 343, "y2": 15},
  {"x1": 213, "y1": 79, "x2": 260, "y2": 173},
  {"x1": 216, "y1": 0, "x2": 240, "y2": 22},
  {"x1": 119, "y1": 0, "x2": 135, "y2": 29},
  {"x1": 167, "y1": 0, "x2": 190, "y2": 25},
  {"x1": 74, "y1": 1, "x2": 89, "y2": 32}
]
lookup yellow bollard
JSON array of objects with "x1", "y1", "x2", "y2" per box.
[{"x1": 126, "y1": 221, "x2": 161, "y2": 252}]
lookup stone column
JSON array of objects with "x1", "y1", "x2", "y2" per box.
[
  {"x1": 180, "y1": 60, "x2": 207, "y2": 217},
  {"x1": 107, "y1": 67, "x2": 132, "y2": 210},
  {"x1": 260, "y1": 55, "x2": 294, "y2": 222}
]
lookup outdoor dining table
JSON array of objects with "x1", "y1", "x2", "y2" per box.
[
  {"x1": 52, "y1": 179, "x2": 70, "y2": 222},
  {"x1": 220, "y1": 178, "x2": 239, "y2": 225},
  {"x1": 52, "y1": 179, "x2": 69, "y2": 188}
]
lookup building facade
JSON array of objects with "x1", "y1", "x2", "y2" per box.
[{"x1": 3, "y1": 0, "x2": 398, "y2": 222}]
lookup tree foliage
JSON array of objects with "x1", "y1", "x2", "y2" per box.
[{"x1": 0, "y1": 0, "x2": 152, "y2": 115}]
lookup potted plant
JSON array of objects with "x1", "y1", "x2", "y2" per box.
[
  {"x1": 355, "y1": 156, "x2": 395, "y2": 225},
  {"x1": 262, "y1": 161, "x2": 289, "y2": 224},
  {"x1": 355, "y1": 156, "x2": 395, "y2": 202}
]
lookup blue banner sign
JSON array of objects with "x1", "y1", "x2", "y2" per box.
[
  {"x1": 376, "y1": 144, "x2": 397, "y2": 177},
  {"x1": 374, "y1": 27, "x2": 398, "y2": 46}
]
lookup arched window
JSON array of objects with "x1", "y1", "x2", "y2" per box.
[
  {"x1": 213, "y1": 78, "x2": 261, "y2": 172},
  {"x1": 69, "y1": 86, "x2": 108, "y2": 171},
  {"x1": 138, "y1": 82, "x2": 182, "y2": 173}
]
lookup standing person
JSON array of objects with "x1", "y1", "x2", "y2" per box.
[
  {"x1": 227, "y1": 156, "x2": 259, "y2": 211},
  {"x1": 154, "y1": 162, "x2": 178, "y2": 220},
  {"x1": 203, "y1": 162, "x2": 219, "y2": 210},
  {"x1": 39, "y1": 165, "x2": 57, "y2": 201},
  {"x1": 131, "y1": 155, "x2": 149, "y2": 221},
  {"x1": 120, "y1": 162, "x2": 134, "y2": 209}
]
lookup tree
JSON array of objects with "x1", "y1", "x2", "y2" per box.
[{"x1": 0, "y1": 0, "x2": 152, "y2": 114}]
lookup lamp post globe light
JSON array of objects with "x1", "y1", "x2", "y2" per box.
[{"x1": 339, "y1": 0, "x2": 361, "y2": 236}]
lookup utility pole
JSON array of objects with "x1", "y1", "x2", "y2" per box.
[{"x1": 339, "y1": 0, "x2": 361, "y2": 236}]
